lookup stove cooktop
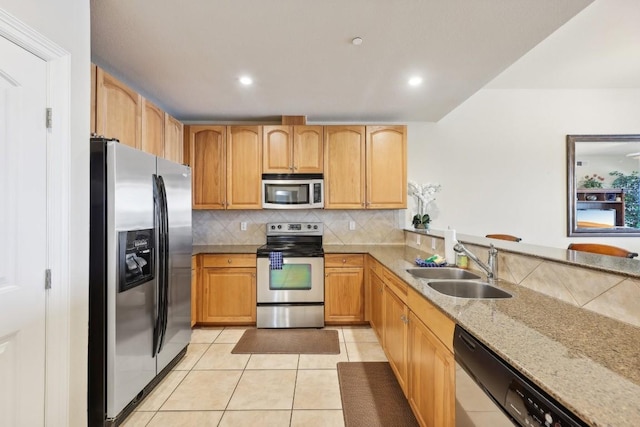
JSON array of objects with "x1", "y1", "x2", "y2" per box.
[{"x1": 256, "y1": 243, "x2": 324, "y2": 258}]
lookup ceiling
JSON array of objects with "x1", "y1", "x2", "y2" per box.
[{"x1": 91, "y1": 0, "x2": 593, "y2": 123}]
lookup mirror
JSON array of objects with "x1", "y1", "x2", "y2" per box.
[{"x1": 567, "y1": 134, "x2": 640, "y2": 236}]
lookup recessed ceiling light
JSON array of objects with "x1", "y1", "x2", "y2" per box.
[
  {"x1": 408, "y1": 76, "x2": 423, "y2": 86},
  {"x1": 239, "y1": 76, "x2": 253, "y2": 86},
  {"x1": 352, "y1": 37, "x2": 363, "y2": 46}
]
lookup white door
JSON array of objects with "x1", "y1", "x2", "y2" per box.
[{"x1": 0, "y1": 35, "x2": 48, "y2": 426}]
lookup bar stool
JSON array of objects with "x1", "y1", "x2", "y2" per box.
[
  {"x1": 568, "y1": 243, "x2": 638, "y2": 258},
  {"x1": 485, "y1": 234, "x2": 522, "y2": 242}
]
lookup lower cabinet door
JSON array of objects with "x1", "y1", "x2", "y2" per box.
[
  {"x1": 200, "y1": 267, "x2": 256, "y2": 324},
  {"x1": 324, "y1": 267, "x2": 364, "y2": 323},
  {"x1": 383, "y1": 287, "x2": 408, "y2": 395},
  {"x1": 408, "y1": 311, "x2": 455, "y2": 427}
]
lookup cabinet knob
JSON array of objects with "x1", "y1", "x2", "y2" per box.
[
  {"x1": 342, "y1": 258, "x2": 346, "y2": 263},
  {"x1": 227, "y1": 259, "x2": 232, "y2": 264},
  {"x1": 325, "y1": 273, "x2": 329, "y2": 277}
]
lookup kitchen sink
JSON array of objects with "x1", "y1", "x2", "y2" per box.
[
  {"x1": 427, "y1": 280, "x2": 512, "y2": 299},
  {"x1": 406, "y1": 268, "x2": 481, "y2": 280}
]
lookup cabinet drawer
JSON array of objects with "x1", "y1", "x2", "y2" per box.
[
  {"x1": 325, "y1": 253, "x2": 364, "y2": 268},
  {"x1": 383, "y1": 268, "x2": 408, "y2": 302},
  {"x1": 407, "y1": 287, "x2": 455, "y2": 352},
  {"x1": 202, "y1": 254, "x2": 256, "y2": 268}
]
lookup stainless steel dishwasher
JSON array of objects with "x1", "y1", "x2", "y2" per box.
[{"x1": 454, "y1": 325, "x2": 588, "y2": 427}]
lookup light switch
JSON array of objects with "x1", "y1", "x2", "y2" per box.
[
  {"x1": 240, "y1": 222, "x2": 247, "y2": 231},
  {"x1": 349, "y1": 221, "x2": 356, "y2": 230}
]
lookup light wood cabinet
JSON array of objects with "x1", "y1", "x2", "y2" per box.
[
  {"x1": 366, "y1": 126, "x2": 407, "y2": 208},
  {"x1": 324, "y1": 126, "x2": 366, "y2": 208},
  {"x1": 324, "y1": 254, "x2": 365, "y2": 324},
  {"x1": 199, "y1": 254, "x2": 256, "y2": 324},
  {"x1": 263, "y1": 125, "x2": 323, "y2": 174},
  {"x1": 187, "y1": 125, "x2": 262, "y2": 210},
  {"x1": 324, "y1": 125, "x2": 406, "y2": 209},
  {"x1": 227, "y1": 126, "x2": 262, "y2": 209},
  {"x1": 164, "y1": 113, "x2": 184, "y2": 164},
  {"x1": 408, "y1": 310, "x2": 455, "y2": 427},
  {"x1": 368, "y1": 258, "x2": 385, "y2": 341},
  {"x1": 95, "y1": 67, "x2": 142, "y2": 149},
  {"x1": 383, "y1": 275, "x2": 409, "y2": 396},
  {"x1": 141, "y1": 99, "x2": 164, "y2": 157},
  {"x1": 191, "y1": 256, "x2": 198, "y2": 327},
  {"x1": 187, "y1": 126, "x2": 226, "y2": 209}
]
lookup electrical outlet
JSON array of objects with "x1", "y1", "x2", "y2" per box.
[
  {"x1": 431, "y1": 237, "x2": 437, "y2": 250},
  {"x1": 240, "y1": 222, "x2": 247, "y2": 231},
  {"x1": 349, "y1": 221, "x2": 356, "y2": 230},
  {"x1": 416, "y1": 235, "x2": 421, "y2": 245}
]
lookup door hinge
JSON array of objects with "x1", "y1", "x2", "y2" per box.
[
  {"x1": 46, "y1": 108, "x2": 52, "y2": 129},
  {"x1": 45, "y1": 269, "x2": 52, "y2": 289}
]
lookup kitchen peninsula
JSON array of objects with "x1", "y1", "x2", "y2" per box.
[{"x1": 193, "y1": 232, "x2": 640, "y2": 427}]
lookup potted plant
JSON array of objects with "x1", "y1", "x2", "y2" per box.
[
  {"x1": 580, "y1": 174, "x2": 605, "y2": 189},
  {"x1": 408, "y1": 181, "x2": 441, "y2": 230}
]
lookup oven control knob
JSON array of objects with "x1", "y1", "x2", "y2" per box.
[
  {"x1": 307, "y1": 224, "x2": 311, "y2": 229},
  {"x1": 270, "y1": 225, "x2": 276, "y2": 230},
  {"x1": 277, "y1": 225, "x2": 282, "y2": 229},
  {"x1": 313, "y1": 225, "x2": 318, "y2": 229}
]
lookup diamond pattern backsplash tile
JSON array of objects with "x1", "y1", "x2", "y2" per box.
[{"x1": 193, "y1": 209, "x2": 405, "y2": 245}]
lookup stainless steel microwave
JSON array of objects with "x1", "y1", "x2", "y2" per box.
[{"x1": 262, "y1": 174, "x2": 324, "y2": 209}]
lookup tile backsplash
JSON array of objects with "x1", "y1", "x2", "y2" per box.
[{"x1": 193, "y1": 209, "x2": 405, "y2": 245}]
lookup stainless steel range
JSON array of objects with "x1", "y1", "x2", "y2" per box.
[{"x1": 256, "y1": 222, "x2": 324, "y2": 328}]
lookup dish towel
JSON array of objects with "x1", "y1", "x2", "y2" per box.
[{"x1": 269, "y1": 252, "x2": 283, "y2": 270}]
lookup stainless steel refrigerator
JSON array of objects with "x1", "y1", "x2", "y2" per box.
[{"x1": 88, "y1": 138, "x2": 192, "y2": 426}]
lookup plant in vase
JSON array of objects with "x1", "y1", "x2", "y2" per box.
[
  {"x1": 408, "y1": 181, "x2": 441, "y2": 229},
  {"x1": 580, "y1": 174, "x2": 605, "y2": 189}
]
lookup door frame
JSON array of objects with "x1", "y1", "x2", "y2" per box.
[{"x1": 0, "y1": 9, "x2": 72, "y2": 426}]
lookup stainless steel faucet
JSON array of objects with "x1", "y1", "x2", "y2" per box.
[{"x1": 453, "y1": 242, "x2": 498, "y2": 282}]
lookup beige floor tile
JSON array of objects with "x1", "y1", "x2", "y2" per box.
[
  {"x1": 215, "y1": 327, "x2": 250, "y2": 344},
  {"x1": 246, "y1": 353, "x2": 299, "y2": 370},
  {"x1": 161, "y1": 370, "x2": 242, "y2": 411},
  {"x1": 190, "y1": 327, "x2": 223, "y2": 344},
  {"x1": 147, "y1": 411, "x2": 223, "y2": 426},
  {"x1": 341, "y1": 326, "x2": 378, "y2": 343},
  {"x1": 227, "y1": 370, "x2": 297, "y2": 410},
  {"x1": 172, "y1": 343, "x2": 209, "y2": 371},
  {"x1": 456, "y1": 367, "x2": 496, "y2": 412},
  {"x1": 219, "y1": 410, "x2": 292, "y2": 427},
  {"x1": 298, "y1": 343, "x2": 348, "y2": 370},
  {"x1": 291, "y1": 410, "x2": 345, "y2": 427},
  {"x1": 121, "y1": 411, "x2": 154, "y2": 427},
  {"x1": 137, "y1": 370, "x2": 188, "y2": 411},
  {"x1": 193, "y1": 343, "x2": 250, "y2": 370},
  {"x1": 293, "y1": 370, "x2": 342, "y2": 410},
  {"x1": 345, "y1": 342, "x2": 387, "y2": 362}
]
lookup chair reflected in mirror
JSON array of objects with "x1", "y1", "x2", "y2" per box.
[
  {"x1": 485, "y1": 234, "x2": 522, "y2": 242},
  {"x1": 567, "y1": 243, "x2": 638, "y2": 258}
]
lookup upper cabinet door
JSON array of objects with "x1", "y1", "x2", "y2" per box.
[
  {"x1": 293, "y1": 125, "x2": 323, "y2": 174},
  {"x1": 227, "y1": 126, "x2": 262, "y2": 209},
  {"x1": 95, "y1": 68, "x2": 142, "y2": 149},
  {"x1": 187, "y1": 126, "x2": 226, "y2": 210},
  {"x1": 263, "y1": 125, "x2": 292, "y2": 173},
  {"x1": 324, "y1": 125, "x2": 366, "y2": 209},
  {"x1": 366, "y1": 126, "x2": 407, "y2": 209},
  {"x1": 141, "y1": 98, "x2": 165, "y2": 158},
  {"x1": 164, "y1": 113, "x2": 183, "y2": 164}
]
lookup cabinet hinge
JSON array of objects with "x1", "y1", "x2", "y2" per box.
[
  {"x1": 46, "y1": 108, "x2": 53, "y2": 129},
  {"x1": 45, "y1": 269, "x2": 52, "y2": 289}
]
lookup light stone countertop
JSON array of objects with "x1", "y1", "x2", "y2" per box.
[
  {"x1": 325, "y1": 244, "x2": 640, "y2": 427},
  {"x1": 193, "y1": 243, "x2": 640, "y2": 426}
]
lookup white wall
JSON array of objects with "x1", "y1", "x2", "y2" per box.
[
  {"x1": 0, "y1": 1, "x2": 90, "y2": 425},
  {"x1": 407, "y1": 88, "x2": 640, "y2": 252}
]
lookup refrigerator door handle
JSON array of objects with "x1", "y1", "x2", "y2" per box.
[
  {"x1": 151, "y1": 174, "x2": 167, "y2": 357},
  {"x1": 157, "y1": 175, "x2": 170, "y2": 352}
]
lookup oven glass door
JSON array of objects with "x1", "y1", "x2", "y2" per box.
[
  {"x1": 269, "y1": 264, "x2": 312, "y2": 290},
  {"x1": 257, "y1": 257, "x2": 324, "y2": 303}
]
